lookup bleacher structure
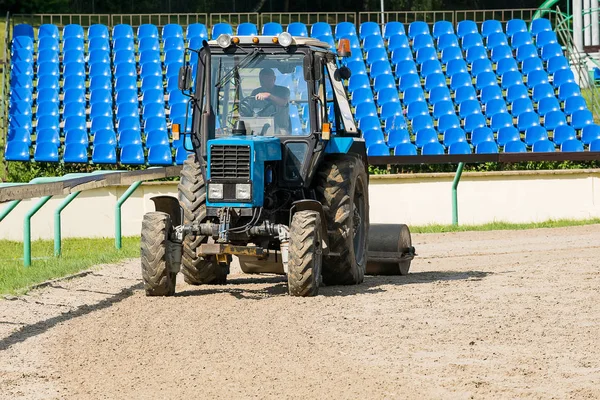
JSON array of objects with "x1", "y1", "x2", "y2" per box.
[{"x1": 4, "y1": 16, "x2": 600, "y2": 165}]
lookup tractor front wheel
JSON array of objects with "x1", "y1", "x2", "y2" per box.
[
  {"x1": 141, "y1": 212, "x2": 177, "y2": 296},
  {"x1": 287, "y1": 211, "x2": 323, "y2": 297}
]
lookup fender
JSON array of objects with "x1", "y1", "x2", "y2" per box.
[
  {"x1": 150, "y1": 196, "x2": 182, "y2": 227},
  {"x1": 289, "y1": 199, "x2": 329, "y2": 253}
]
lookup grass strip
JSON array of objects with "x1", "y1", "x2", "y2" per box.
[
  {"x1": 0, "y1": 236, "x2": 139, "y2": 295},
  {"x1": 410, "y1": 218, "x2": 600, "y2": 233}
]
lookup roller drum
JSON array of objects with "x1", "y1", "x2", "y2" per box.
[{"x1": 366, "y1": 223, "x2": 414, "y2": 275}]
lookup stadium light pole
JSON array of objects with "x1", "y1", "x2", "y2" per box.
[{"x1": 381, "y1": 0, "x2": 386, "y2": 25}]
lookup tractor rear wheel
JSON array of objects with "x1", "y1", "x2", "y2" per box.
[
  {"x1": 141, "y1": 212, "x2": 177, "y2": 296},
  {"x1": 178, "y1": 153, "x2": 227, "y2": 285},
  {"x1": 315, "y1": 155, "x2": 369, "y2": 286},
  {"x1": 287, "y1": 211, "x2": 323, "y2": 297}
]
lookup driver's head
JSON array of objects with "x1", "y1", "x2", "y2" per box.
[{"x1": 259, "y1": 68, "x2": 276, "y2": 90}]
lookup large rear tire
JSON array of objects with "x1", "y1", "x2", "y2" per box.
[
  {"x1": 178, "y1": 153, "x2": 227, "y2": 285},
  {"x1": 287, "y1": 211, "x2": 323, "y2": 297},
  {"x1": 315, "y1": 155, "x2": 369, "y2": 286},
  {"x1": 141, "y1": 212, "x2": 177, "y2": 296}
]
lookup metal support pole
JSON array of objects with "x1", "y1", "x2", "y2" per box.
[
  {"x1": 592, "y1": 0, "x2": 599, "y2": 45},
  {"x1": 115, "y1": 181, "x2": 142, "y2": 250},
  {"x1": 0, "y1": 200, "x2": 21, "y2": 223},
  {"x1": 574, "y1": 0, "x2": 584, "y2": 51},
  {"x1": 54, "y1": 191, "x2": 81, "y2": 257},
  {"x1": 380, "y1": 0, "x2": 385, "y2": 25},
  {"x1": 451, "y1": 162, "x2": 465, "y2": 227},
  {"x1": 23, "y1": 196, "x2": 53, "y2": 267},
  {"x1": 584, "y1": 0, "x2": 592, "y2": 45}
]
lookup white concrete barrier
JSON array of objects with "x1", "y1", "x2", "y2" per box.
[{"x1": 1, "y1": 169, "x2": 600, "y2": 241}]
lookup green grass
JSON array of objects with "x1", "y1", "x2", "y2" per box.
[
  {"x1": 410, "y1": 218, "x2": 600, "y2": 233},
  {"x1": 0, "y1": 236, "x2": 140, "y2": 295}
]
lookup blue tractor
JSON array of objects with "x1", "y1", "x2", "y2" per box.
[{"x1": 141, "y1": 33, "x2": 414, "y2": 297}]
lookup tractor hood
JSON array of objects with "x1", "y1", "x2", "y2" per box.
[{"x1": 206, "y1": 136, "x2": 282, "y2": 208}]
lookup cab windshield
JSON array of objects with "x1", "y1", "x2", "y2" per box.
[{"x1": 211, "y1": 52, "x2": 309, "y2": 137}]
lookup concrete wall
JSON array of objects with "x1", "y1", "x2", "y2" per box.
[{"x1": 2, "y1": 169, "x2": 600, "y2": 241}]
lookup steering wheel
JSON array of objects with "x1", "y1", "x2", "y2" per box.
[{"x1": 239, "y1": 96, "x2": 277, "y2": 118}]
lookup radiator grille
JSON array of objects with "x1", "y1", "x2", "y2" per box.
[{"x1": 210, "y1": 145, "x2": 251, "y2": 180}]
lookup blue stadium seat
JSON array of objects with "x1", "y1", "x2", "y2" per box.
[
  {"x1": 187, "y1": 23, "x2": 209, "y2": 39},
  {"x1": 89, "y1": 37, "x2": 110, "y2": 52},
  {"x1": 415, "y1": 47, "x2": 437, "y2": 64},
  {"x1": 411, "y1": 115, "x2": 434, "y2": 133},
  {"x1": 432, "y1": 21, "x2": 453, "y2": 39},
  {"x1": 162, "y1": 23, "x2": 183, "y2": 39},
  {"x1": 9, "y1": 115, "x2": 32, "y2": 131},
  {"x1": 506, "y1": 19, "x2": 527, "y2": 38},
  {"x1": 38, "y1": 24, "x2": 58, "y2": 39},
  {"x1": 475, "y1": 141, "x2": 499, "y2": 154},
  {"x1": 377, "y1": 87, "x2": 400, "y2": 106},
  {"x1": 355, "y1": 102, "x2": 378, "y2": 120},
  {"x1": 11, "y1": 74, "x2": 33, "y2": 90},
  {"x1": 164, "y1": 36, "x2": 184, "y2": 52},
  {"x1": 118, "y1": 129, "x2": 142, "y2": 148},
  {"x1": 454, "y1": 86, "x2": 477, "y2": 104},
  {"x1": 141, "y1": 76, "x2": 164, "y2": 93},
  {"x1": 64, "y1": 129, "x2": 87, "y2": 147},
  {"x1": 373, "y1": 74, "x2": 396, "y2": 92},
  {"x1": 89, "y1": 49, "x2": 110, "y2": 65},
  {"x1": 547, "y1": 55, "x2": 569, "y2": 74},
  {"x1": 581, "y1": 124, "x2": 600, "y2": 145},
  {"x1": 532, "y1": 139, "x2": 555, "y2": 152},
  {"x1": 475, "y1": 71, "x2": 498, "y2": 90},
  {"x1": 388, "y1": 34, "x2": 409, "y2": 51},
  {"x1": 212, "y1": 23, "x2": 233, "y2": 38},
  {"x1": 445, "y1": 59, "x2": 468, "y2": 77},
  {"x1": 457, "y1": 20, "x2": 478, "y2": 39},
  {"x1": 366, "y1": 47, "x2": 387, "y2": 65},
  {"x1": 139, "y1": 37, "x2": 160, "y2": 53},
  {"x1": 532, "y1": 83, "x2": 555, "y2": 103},
  {"x1": 526, "y1": 70, "x2": 549, "y2": 89},
  {"x1": 91, "y1": 75, "x2": 113, "y2": 92},
  {"x1": 64, "y1": 37, "x2": 84, "y2": 52},
  {"x1": 12, "y1": 36, "x2": 33, "y2": 52},
  {"x1": 11, "y1": 61, "x2": 33, "y2": 79},
  {"x1": 553, "y1": 125, "x2": 577, "y2": 145},
  {"x1": 64, "y1": 116, "x2": 87, "y2": 134},
  {"x1": 236, "y1": 22, "x2": 258, "y2": 36},
  {"x1": 370, "y1": 60, "x2": 393, "y2": 77},
  {"x1": 443, "y1": 127, "x2": 466, "y2": 147},
  {"x1": 496, "y1": 57, "x2": 518, "y2": 76},
  {"x1": 13, "y1": 24, "x2": 34, "y2": 39},
  {"x1": 385, "y1": 115, "x2": 408, "y2": 132},
  {"x1": 406, "y1": 101, "x2": 429, "y2": 120},
  {"x1": 462, "y1": 33, "x2": 484, "y2": 50},
  {"x1": 63, "y1": 24, "x2": 84, "y2": 39},
  {"x1": 471, "y1": 127, "x2": 495, "y2": 147},
  {"x1": 61, "y1": 88, "x2": 83, "y2": 105},
  {"x1": 137, "y1": 24, "x2": 159, "y2": 40},
  {"x1": 394, "y1": 60, "x2": 417, "y2": 78},
  {"x1": 571, "y1": 109, "x2": 594, "y2": 130},
  {"x1": 561, "y1": 139, "x2": 584, "y2": 152},
  {"x1": 391, "y1": 47, "x2": 413, "y2": 65},
  {"x1": 90, "y1": 102, "x2": 113, "y2": 119},
  {"x1": 12, "y1": 49, "x2": 33, "y2": 64},
  {"x1": 552, "y1": 69, "x2": 575, "y2": 88},
  {"x1": 437, "y1": 33, "x2": 459, "y2": 51},
  {"x1": 118, "y1": 116, "x2": 141, "y2": 133},
  {"x1": 139, "y1": 50, "x2": 161, "y2": 66},
  {"x1": 144, "y1": 116, "x2": 168, "y2": 133},
  {"x1": 421, "y1": 59, "x2": 442, "y2": 77},
  {"x1": 408, "y1": 21, "x2": 429, "y2": 39},
  {"x1": 430, "y1": 86, "x2": 452, "y2": 104},
  {"x1": 558, "y1": 82, "x2": 581, "y2": 101},
  {"x1": 531, "y1": 18, "x2": 552, "y2": 35},
  {"x1": 261, "y1": 22, "x2": 283, "y2": 36},
  {"x1": 515, "y1": 44, "x2": 537, "y2": 63},
  {"x1": 544, "y1": 110, "x2": 567, "y2": 131},
  {"x1": 63, "y1": 102, "x2": 85, "y2": 119},
  {"x1": 38, "y1": 76, "x2": 62, "y2": 93},
  {"x1": 363, "y1": 34, "x2": 384, "y2": 52},
  {"x1": 91, "y1": 116, "x2": 114, "y2": 133},
  {"x1": 432, "y1": 100, "x2": 454, "y2": 119},
  {"x1": 34, "y1": 142, "x2": 59, "y2": 162},
  {"x1": 363, "y1": 129, "x2": 385, "y2": 148},
  {"x1": 402, "y1": 86, "x2": 426, "y2": 105},
  {"x1": 64, "y1": 61, "x2": 85, "y2": 78},
  {"x1": 522, "y1": 57, "x2": 544, "y2": 75},
  {"x1": 115, "y1": 63, "x2": 137, "y2": 79},
  {"x1": 9, "y1": 101, "x2": 31, "y2": 117},
  {"x1": 146, "y1": 129, "x2": 170, "y2": 147},
  {"x1": 422, "y1": 141, "x2": 445, "y2": 155},
  {"x1": 541, "y1": 43, "x2": 563, "y2": 61},
  {"x1": 465, "y1": 46, "x2": 487, "y2": 63},
  {"x1": 511, "y1": 98, "x2": 534, "y2": 116},
  {"x1": 359, "y1": 22, "x2": 380, "y2": 39},
  {"x1": 441, "y1": 47, "x2": 463, "y2": 64},
  {"x1": 387, "y1": 128, "x2": 411, "y2": 147},
  {"x1": 311, "y1": 22, "x2": 332, "y2": 38},
  {"x1": 11, "y1": 87, "x2": 32, "y2": 104},
  {"x1": 351, "y1": 88, "x2": 373, "y2": 106},
  {"x1": 490, "y1": 45, "x2": 513, "y2": 64},
  {"x1": 504, "y1": 140, "x2": 527, "y2": 153},
  {"x1": 348, "y1": 74, "x2": 371, "y2": 92},
  {"x1": 383, "y1": 22, "x2": 405, "y2": 39},
  {"x1": 591, "y1": 139, "x2": 600, "y2": 151},
  {"x1": 486, "y1": 32, "x2": 508, "y2": 50},
  {"x1": 92, "y1": 144, "x2": 117, "y2": 164},
  {"x1": 37, "y1": 61, "x2": 59, "y2": 78},
  {"x1": 490, "y1": 112, "x2": 513, "y2": 132},
  {"x1": 90, "y1": 88, "x2": 113, "y2": 106},
  {"x1": 501, "y1": 71, "x2": 524, "y2": 89},
  {"x1": 482, "y1": 20, "x2": 503, "y2": 39},
  {"x1": 7, "y1": 128, "x2": 31, "y2": 145},
  {"x1": 538, "y1": 97, "x2": 561, "y2": 116},
  {"x1": 424, "y1": 73, "x2": 446, "y2": 91},
  {"x1": 535, "y1": 30, "x2": 558, "y2": 48},
  {"x1": 93, "y1": 129, "x2": 117, "y2": 146},
  {"x1": 36, "y1": 102, "x2": 59, "y2": 118},
  {"x1": 516, "y1": 111, "x2": 540, "y2": 132},
  {"x1": 471, "y1": 58, "x2": 493, "y2": 76},
  {"x1": 415, "y1": 128, "x2": 438, "y2": 148},
  {"x1": 141, "y1": 62, "x2": 163, "y2": 79},
  {"x1": 4, "y1": 141, "x2": 30, "y2": 161},
  {"x1": 511, "y1": 31, "x2": 533, "y2": 50},
  {"x1": 497, "y1": 126, "x2": 520, "y2": 146},
  {"x1": 438, "y1": 114, "x2": 461, "y2": 133},
  {"x1": 37, "y1": 129, "x2": 60, "y2": 146},
  {"x1": 63, "y1": 143, "x2": 88, "y2": 163},
  {"x1": 458, "y1": 99, "x2": 482, "y2": 119},
  {"x1": 485, "y1": 99, "x2": 508, "y2": 117},
  {"x1": 169, "y1": 91, "x2": 187, "y2": 106},
  {"x1": 450, "y1": 72, "x2": 472, "y2": 91},
  {"x1": 564, "y1": 96, "x2": 587, "y2": 116},
  {"x1": 88, "y1": 24, "x2": 109, "y2": 40},
  {"x1": 448, "y1": 141, "x2": 472, "y2": 154},
  {"x1": 413, "y1": 34, "x2": 434, "y2": 52},
  {"x1": 147, "y1": 144, "x2": 172, "y2": 165},
  {"x1": 506, "y1": 85, "x2": 535, "y2": 103},
  {"x1": 525, "y1": 125, "x2": 548, "y2": 146},
  {"x1": 120, "y1": 144, "x2": 145, "y2": 165}
]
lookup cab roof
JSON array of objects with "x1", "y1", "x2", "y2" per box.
[{"x1": 207, "y1": 35, "x2": 331, "y2": 51}]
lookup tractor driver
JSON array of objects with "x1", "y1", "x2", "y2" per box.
[{"x1": 251, "y1": 68, "x2": 291, "y2": 134}]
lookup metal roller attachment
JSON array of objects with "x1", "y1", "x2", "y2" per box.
[{"x1": 366, "y1": 223, "x2": 415, "y2": 275}]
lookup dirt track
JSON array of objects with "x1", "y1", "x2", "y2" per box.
[{"x1": 1, "y1": 225, "x2": 600, "y2": 399}]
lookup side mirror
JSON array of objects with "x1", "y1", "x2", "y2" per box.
[
  {"x1": 335, "y1": 66, "x2": 351, "y2": 81},
  {"x1": 178, "y1": 65, "x2": 193, "y2": 91}
]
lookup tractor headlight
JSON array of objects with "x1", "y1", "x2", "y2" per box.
[
  {"x1": 208, "y1": 183, "x2": 223, "y2": 200},
  {"x1": 235, "y1": 184, "x2": 251, "y2": 200},
  {"x1": 216, "y1": 34, "x2": 232, "y2": 48},
  {"x1": 278, "y1": 32, "x2": 293, "y2": 47}
]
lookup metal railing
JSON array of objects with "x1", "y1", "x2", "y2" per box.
[
  {"x1": 260, "y1": 12, "x2": 356, "y2": 29},
  {"x1": 110, "y1": 13, "x2": 208, "y2": 28},
  {"x1": 454, "y1": 8, "x2": 548, "y2": 25},
  {"x1": 209, "y1": 13, "x2": 260, "y2": 28},
  {"x1": 358, "y1": 11, "x2": 455, "y2": 27}
]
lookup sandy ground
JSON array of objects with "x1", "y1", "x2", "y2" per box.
[{"x1": 0, "y1": 225, "x2": 599, "y2": 399}]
